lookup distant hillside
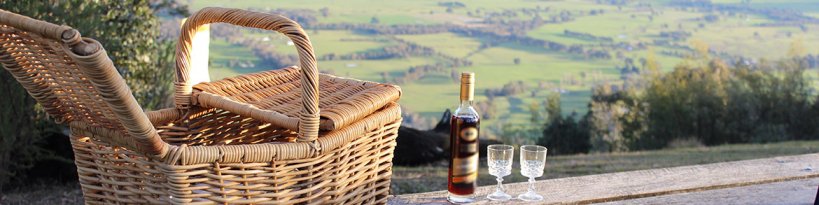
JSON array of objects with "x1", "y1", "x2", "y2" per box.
[{"x1": 177, "y1": 0, "x2": 819, "y2": 141}]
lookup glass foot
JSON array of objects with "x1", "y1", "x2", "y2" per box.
[
  {"x1": 518, "y1": 191, "x2": 544, "y2": 202},
  {"x1": 487, "y1": 190, "x2": 512, "y2": 201},
  {"x1": 448, "y1": 193, "x2": 475, "y2": 204}
]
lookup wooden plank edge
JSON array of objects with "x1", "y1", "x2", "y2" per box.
[
  {"x1": 581, "y1": 173, "x2": 819, "y2": 204},
  {"x1": 388, "y1": 153, "x2": 819, "y2": 204}
]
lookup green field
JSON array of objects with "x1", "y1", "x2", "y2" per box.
[
  {"x1": 711, "y1": 0, "x2": 819, "y2": 12},
  {"x1": 396, "y1": 33, "x2": 482, "y2": 58},
  {"x1": 320, "y1": 57, "x2": 440, "y2": 82},
  {"x1": 208, "y1": 38, "x2": 265, "y2": 80},
  {"x1": 187, "y1": 0, "x2": 819, "y2": 138},
  {"x1": 243, "y1": 30, "x2": 395, "y2": 56}
]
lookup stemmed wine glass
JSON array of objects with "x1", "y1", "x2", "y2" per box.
[
  {"x1": 518, "y1": 145, "x2": 548, "y2": 202},
  {"x1": 486, "y1": 144, "x2": 514, "y2": 201}
]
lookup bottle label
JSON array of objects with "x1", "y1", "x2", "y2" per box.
[
  {"x1": 452, "y1": 126, "x2": 479, "y2": 184},
  {"x1": 451, "y1": 171, "x2": 478, "y2": 183},
  {"x1": 451, "y1": 154, "x2": 478, "y2": 182},
  {"x1": 452, "y1": 154, "x2": 478, "y2": 174},
  {"x1": 460, "y1": 144, "x2": 478, "y2": 153},
  {"x1": 460, "y1": 127, "x2": 478, "y2": 141}
]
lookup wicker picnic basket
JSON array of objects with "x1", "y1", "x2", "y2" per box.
[{"x1": 0, "y1": 7, "x2": 402, "y2": 204}]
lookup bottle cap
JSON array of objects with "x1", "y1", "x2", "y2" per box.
[{"x1": 460, "y1": 72, "x2": 475, "y2": 101}]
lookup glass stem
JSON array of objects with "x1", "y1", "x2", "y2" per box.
[
  {"x1": 528, "y1": 177, "x2": 535, "y2": 193},
  {"x1": 496, "y1": 176, "x2": 504, "y2": 192}
]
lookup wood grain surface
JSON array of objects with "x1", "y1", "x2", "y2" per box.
[
  {"x1": 388, "y1": 153, "x2": 819, "y2": 204},
  {"x1": 601, "y1": 178, "x2": 819, "y2": 205}
]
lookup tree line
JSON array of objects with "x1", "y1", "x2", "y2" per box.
[
  {"x1": 537, "y1": 56, "x2": 819, "y2": 155},
  {"x1": 564, "y1": 29, "x2": 614, "y2": 42}
]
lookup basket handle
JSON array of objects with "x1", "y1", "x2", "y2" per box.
[
  {"x1": 0, "y1": 9, "x2": 170, "y2": 159},
  {"x1": 175, "y1": 7, "x2": 320, "y2": 142}
]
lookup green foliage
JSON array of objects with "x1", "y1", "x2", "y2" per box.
[
  {"x1": 537, "y1": 93, "x2": 591, "y2": 155},
  {"x1": 587, "y1": 57, "x2": 818, "y2": 151},
  {"x1": 0, "y1": 71, "x2": 50, "y2": 190},
  {"x1": 587, "y1": 85, "x2": 646, "y2": 152},
  {"x1": 0, "y1": 0, "x2": 177, "y2": 110},
  {"x1": 528, "y1": 102, "x2": 544, "y2": 124},
  {"x1": 496, "y1": 123, "x2": 540, "y2": 145},
  {"x1": 545, "y1": 93, "x2": 561, "y2": 122},
  {"x1": 0, "y1": 0, "x2": 180, "y2": 189}
]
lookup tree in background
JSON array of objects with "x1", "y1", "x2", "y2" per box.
[
  {"x1": 642, "y1": 60, "x2": 732, "y2": 147},
  {"x1": 1, "y1": 0, "x2": 183, "y2": 109},
  {"x1": 0, "y1": 70, "x2": 54, "y2": 191},
  {"x1": 0, "y1": 0, "x2": 184, "y2": 189},
  {"x1": 585, "y1": 55, "x2": 816, "y2": 151},
  {"x1": 545, "y1": 93, "x2": 561, "y2": 122},
  {"x1": 319, "y1": 7, "x2": 330, "y2": 17},
  {"x1": 537, "y1": 93, "x2": 591, "y2": 155},
  {"x1": 587, "y1": 84, "x2": 645, "y2": 152}
]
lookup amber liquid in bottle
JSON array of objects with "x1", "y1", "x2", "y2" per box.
[{"x1": 448, "y1": 72, "x2": 479, "y2": 204}]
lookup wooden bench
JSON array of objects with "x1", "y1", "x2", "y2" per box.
[{"x1": 388, "y1": 153, "x2": 819, "y2": 204}]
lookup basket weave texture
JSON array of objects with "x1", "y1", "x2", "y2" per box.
[{"x1": 0, "y1": 7, "x2": 401, "y2": 204}]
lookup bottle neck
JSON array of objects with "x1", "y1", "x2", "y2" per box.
[
  {"x1": 456, "y1": 99, "x2": 477, "y2": 117},
  {"x1": 459, "y1": 99, "x2": 473, "y2": 108},
  {"x1": 458, "y1": 72, "x2": 475, "y2": 114}
]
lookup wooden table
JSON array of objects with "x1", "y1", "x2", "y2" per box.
[
  {"x1": 602, "y1": 178, "x2": 818, "y2": 204},
  {"x1": 388, "y1": 153, "x2": 819, "y2": 204}
]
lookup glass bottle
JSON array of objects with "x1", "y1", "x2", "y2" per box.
[{"x1": 448, "y1": 72, "x2": 480, "y2": 204}]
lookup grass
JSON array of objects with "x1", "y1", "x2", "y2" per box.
[
  {"x1": 188, "y1": 0, "x2": 616, "y2": 25},
  {"x1": 390, "y1": 140, "x2": 819, "y2": 194},
  {"x1": 398, "y1": 77, "x2": 459, "y2": 116},
  {"x1": 189, "y1": 0, "x2": 444, "y2": 25},
  {"x1": 391, "y1": 31, "x2": 618, "y2": 120},
  {"x1": 625, "y1": 47, "x2": 688, "y2": 72},
  {"x1": 464, "y1": 44, "x2": 616, "y2": 88},
  {"x1": 318, "y1": 56, "x2": 441, "y2": 81},
  {"x1": 710, "y1": 0, "x2": 819, "y2": 12},
  {"x1": 208, "y1": 38, "x2": 268, "y2": 80},
  {"x1": 395, "y1": 32, "x2": 483, "y2": 58},
  {"x1": 242, "y1": 30, "x2": 394, "y2": 56},
  {"x1": 691, "y1": 25, "x2": 819, "y2": 59},
  {"x1": 1, "y1": 182, "x2": 83, "y2": 204},
  {"x1": 529, "y1": 12, "x2": 653, "y2": 42},
  {"x1": 397, "y1": 42, "x2": 611, "y2": 121}
]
